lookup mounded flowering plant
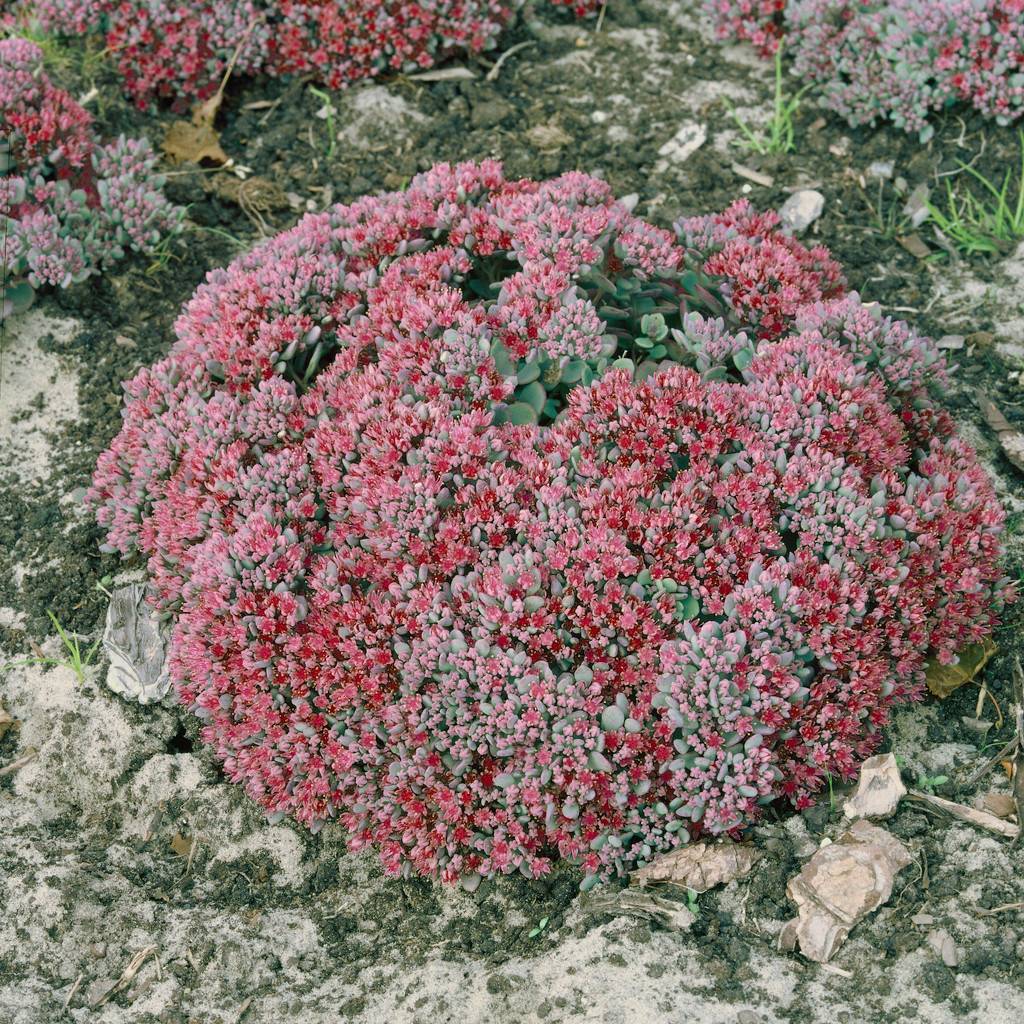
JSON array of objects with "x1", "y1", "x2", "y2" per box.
[
  {"x1": 3, "y1": 1, "x2": 601, "y2": 110},
  {"x1": 89, "y1": 161, "x2": 1012, "y2": 888},
  {"x1": 0, "y1": 37, "x2": 181, "y2": 318}
]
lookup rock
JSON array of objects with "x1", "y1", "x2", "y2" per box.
[
  {"x1": 471, "y1": 97, "x2": 514, "y2": 129},
  {"x1": 902, "y1": 183, "x2": 931, "y2": 228},
  {"x1": 898, "y1": 233, "x2": 932, "y2": 259},
  {"x1": 960, "y1": 716, "x2": 992, "y2": 740},
  {"x1": 779, "y1": 820, "x2": 913, "y2": 963},
  {"x1": 655, "y1": 122, "x2": 706, "y2": 169},
  {"x1": 632, "y1": 840, "x2": 761, "y2": 893},
  {"x1": 868, "y1": 161, "x2": 894, "y2": 180},
  {"x1": 843, "y1": 753, "x2": 906, "y2": 821},
  {"x1": 525, "y1": 122, "x2": 571, "y2": 152},
  {"x1": 927, "y1": 929, "x2": 961, "y2": 968},
  {"x1": 103, "y1": 582, "x2": 172, "y2": 705},
  {"x1": 87, "y1": 977, "x2": 118, "y2": 1008},
  {"x1": 779, "y1": 190, "x2": 824, "y2": 233}
]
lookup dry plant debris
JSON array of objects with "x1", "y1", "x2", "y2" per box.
[
  {"x1": 584, "y1": 889, "x2": 695, "y2": 931},
  {"x1": 631, "y1": 841, "x2": 761, "y2": 893},
  {"x1": 908, "y1": 791, "x2": 1019, "y2": 840},
  {"x1": 779, "y1": 820, "x2": 913, "y2": 963},
  {"x1": 976, "y1": 390, "x2": 1024, "y2": 474},
  {"x1": 979, "y1": 792, "x2": 1017, "y2": 820},
  {"x1": 162, "y1": 118, "x2": 229, "y2": 166},
  {"x1": 102, "y1": 582, "x2": 172, "y2": 705}
]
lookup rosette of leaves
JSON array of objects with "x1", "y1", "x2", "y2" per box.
[{"x1": 494, "y1": 257, "x2": 731, "y2": 426}]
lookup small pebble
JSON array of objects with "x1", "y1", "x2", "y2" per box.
[
  {"x1": 927, "y1": 929, "x2": 961, "y2": 968},
  {"x1": 779, "y1": 190, "x2": 825, "y2": 233}
]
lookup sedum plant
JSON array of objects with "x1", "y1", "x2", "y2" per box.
[
  {"x1": 706, "y1": 0, "x2": 1024, "y2": 140},
  {"x1": 88, "y1": 162, "x2": 1011, "y2": 889},
  {"x1": 3, "y1": 1, "x2": 604, "y2": 110},
  {"x1": 0, "y1": 37, "x2": 182, "y2": 319}
]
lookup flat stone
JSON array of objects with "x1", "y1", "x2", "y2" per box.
[
  {"x1": 844, "y1": 753, "x2": 906, "y2": 821},
  {"x1": 471, "y1": 97, "x2": 514, "y2": 128},
  {"x1": 780, "y1": 820, "x2": 913, "y2": 962},
  {"x1": 927, "y1": 929, "x2": 961, "y2": 968},
  {"x1": 779, "y1": 190, "x2": 824, "y2": 233},
  {"x1": 656, "y1": 122, "x2": 706, "y2": 168}
]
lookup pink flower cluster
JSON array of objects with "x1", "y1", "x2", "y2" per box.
[
  {"x1": 89, "y1": 162, "x2": 1012, "y2": 887},
  {"x1": 704, "y1": 1, "x2": 786, "y2": 56},
  {"x1": 705, "y1": 0, "x2": 1024, "y2": 138},
  {"x1": 6, "y1": 1, "x2": 592, "y2": 109},
  {"x1": 1, "y1": 37, "x2": 181, "y2": 313}
]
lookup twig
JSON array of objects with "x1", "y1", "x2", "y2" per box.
[
  {"x1": 976, "y1": 901, "x2": 1024, "y2": 916},
  {"x1": 1011, "y1": 659, "x2": 1024, "y2": 845},
  {"x1": 962, "y1": 740, "x2": 1016, "y2": 792},
  {"x1": 908, "y1": 790, "x2": 1019, "y2": 840},
  {"x1": 485, "y1": 41, "x2": 536, "y2": 82},
  {"x1": 595, "y1": 1, "x2": 608, "y2": 34},
  {"x1": 0, "y1": 748, "x2": 37, "y2": 777},
  {"x1": 934, "y1": 134, "x2": 987, "y2": 179},
  {"x1": 195, "y1": 15, "x2": 263, "y2": 126},
  {"x1": 94, "y1": 946, "x2": 159, "y2": 1008},
  {"x1": 62, "y1": 973, "x2": 83, "y2": 1011},
  {"x1": 819, "y1": 962, "x2": 853, "y2": 979}
]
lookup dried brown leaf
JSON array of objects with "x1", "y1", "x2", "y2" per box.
[
  {"x1": 980, "y1": 792, "x2": 1017, "y2": 820},
  {"x1": 170, "y1": 833, "x2": 194, "y2": 858},
  {"x1": 162, "y1": 120, "x2": 228, "y2": 166},
  {"x1": 925, "y1": 637, "x2": 997, "y2": 698},
  {"x1": 193, "y1": 91, "x2": 224, "y2": 130}
]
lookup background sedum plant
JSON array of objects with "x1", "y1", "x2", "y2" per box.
[
  {"x1": 89, "y1": 161, "x2": 1011, "y2": 890},
  {"x1": 706, "y1": 0, "x2": 1024, "y2": 140},
  {"x1": 1, "y1": 1, "x2": 604, "y2": 110},
  {"x1": 0, "y1": 37, "x2": 182, "y2": 319}
]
